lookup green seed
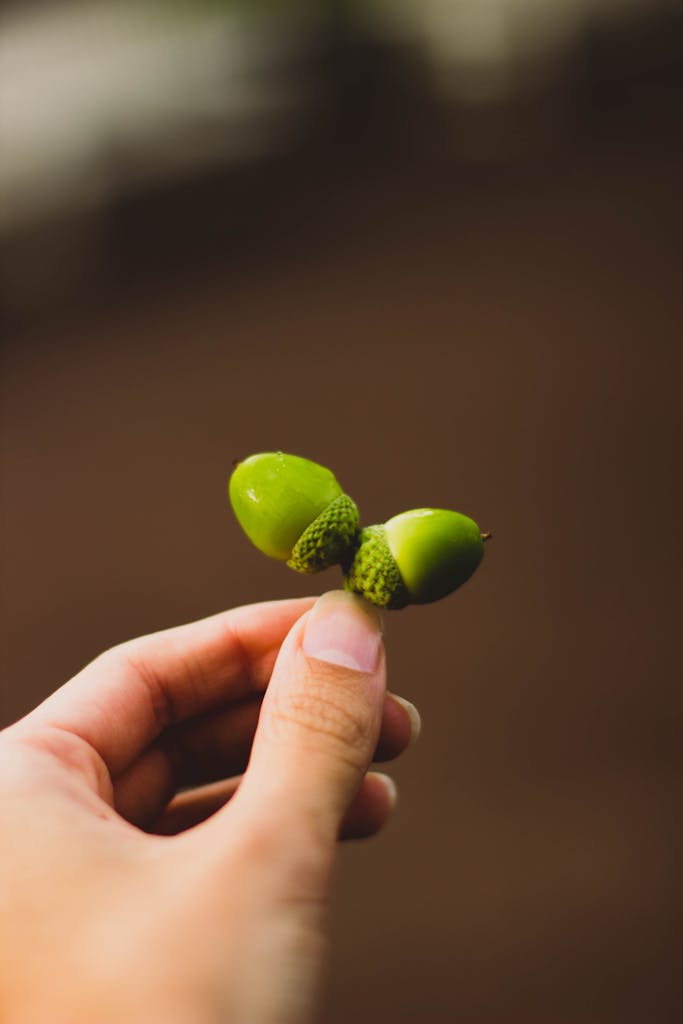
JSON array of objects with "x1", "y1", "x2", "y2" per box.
[
  {"x1": 344, "y1": 508, "x2": 485, "y2": 608},
  {"x1": 229, "y1": 452, "x2": 359, "y2": 573}
]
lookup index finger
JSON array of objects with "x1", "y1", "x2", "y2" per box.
[{"x1": 17, "y1": 597, "x2": 315, "y2": 777}]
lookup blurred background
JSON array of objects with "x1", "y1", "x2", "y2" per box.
[{"x1": 1, "y1": 0, "x2": 682, "y2": 1021}]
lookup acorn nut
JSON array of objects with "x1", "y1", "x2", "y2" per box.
[
  {"x1": 229, "y1": 451, "x2": 359, "y2": 573},
  {"x1": 343, "y1": 509, "x2": 486, "y2": 609}
]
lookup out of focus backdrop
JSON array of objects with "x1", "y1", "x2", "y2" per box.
[{"x1": 1, "y1": 1, "x2": 682, "y2": 1021}]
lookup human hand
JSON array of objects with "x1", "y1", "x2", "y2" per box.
[{"x1": 0, "y1": 591, "x2": 419, "y2": 1024}]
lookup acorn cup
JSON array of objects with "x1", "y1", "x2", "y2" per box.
[
  {"x1": 229, "y1": 452, "x2": 360, "y2": 573},
  {"x1": 342, "y1": 508, "x2": 487, "y2": 609}
]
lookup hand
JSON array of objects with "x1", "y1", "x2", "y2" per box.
[{"x1": 0, "y1": 591, "x2": 419, "y2": 1023}]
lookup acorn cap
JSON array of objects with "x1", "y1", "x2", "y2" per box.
[
  {"x1": 229, "y1": 451, "x2": 359, "y2": 572},
  {"x1": 344, "y1": 508, "x2": 485, "y2": 608},
  {"x1": 287, "y1": 493, "x2": 359, "y2": 573},
  {"x1": 343, "y1": 525, "x2": 411, "y2": 609}
]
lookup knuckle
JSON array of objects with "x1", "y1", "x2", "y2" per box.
[
  {"x1": 106, "y1": 639, "x2": 178, "y2": 730},
  {"x1": 268, "y1": 669, "x2": 376, "y2": 770},
  {"x1": 11, "y1": 726, "x2": 112, "y2": 800}
]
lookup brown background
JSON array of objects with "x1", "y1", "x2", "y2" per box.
[{"x1": 2, "y1": 17, "x2": 682, "y2": 1023}]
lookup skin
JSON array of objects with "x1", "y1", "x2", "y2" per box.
[{"x1": 0, "y1": 593, "x2": 418, "y2": 1024}]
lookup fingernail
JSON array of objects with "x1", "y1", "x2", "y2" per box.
[
  {"x1": 391, "y1": 694, "x2": 422, "y2": 745},
  {"x1": 302, "y1": 591, "x2": 382, "y2": 673},
  {"x1": 373, "y1": 772, "x2": 398, "y2": 809}
]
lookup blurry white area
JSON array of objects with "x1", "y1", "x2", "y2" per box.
[
  {"x1": 365, "y1": 0, "x2": 648, "y2": 101},
  {"x1": 0, "y1": 0, "x2": 655, "y2": 237},
  {"x1": 0, "y1": 1, "x2": 316, "y2": 234}
]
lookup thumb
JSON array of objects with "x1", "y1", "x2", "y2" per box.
[{"x1": 233, "y1": 590, "x2": 385, "y2": 845}]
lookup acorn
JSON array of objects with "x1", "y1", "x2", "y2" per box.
[
  {"x1": 229, "y1": 451, "x2": 359, "y2": 573},
  {"x1": 343, "y1": 509, "x2": 488, "y2": 609}
]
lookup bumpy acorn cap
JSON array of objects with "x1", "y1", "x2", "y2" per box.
[
  {"x1": 344, "y1": 509, "x2": 485, "y2": 609},
  {"x1": 229, "y1": 451, "x2": 359, "y2": 574}
]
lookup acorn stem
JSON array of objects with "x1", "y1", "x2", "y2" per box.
[{"x1": 481, "y1": 532, "x2": 493, "y2": 542}]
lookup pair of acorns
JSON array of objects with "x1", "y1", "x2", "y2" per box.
[{"x1": 229, "y1": 452, "x2": 490, "y2": 610}]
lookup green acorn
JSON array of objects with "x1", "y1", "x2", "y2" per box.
[
  {"x1": 343, "y1": 509, "x2": 488, "y2": 609},
  {"x1": 229, "y1": 451, "x2": 359, "y2": 573}
]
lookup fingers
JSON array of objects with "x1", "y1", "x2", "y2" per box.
[
  {"x1": 18, "y1": 598, "x2": 315, "y2": 778},
  {"x1": 113, "y1": 689, "x2": 419, "y2": 828},
  {"x1": 205, "y1": 591, "x2": 387, "y2": 855},
  {"x1": 338, "y1": 771, "x2": 397, "y2": 840},
  {"x1": 113, "y1": 696, "x2": 262, "y2": 827},
  {"x1": 152, "y1": 777, "x2": 242, "y2": 835},
  {"x1": 150, "y1": 772, "x2": 397, "y2": 840},
  {"x1": 374, "y1": 693, "x2": 421, "y2": 761}
]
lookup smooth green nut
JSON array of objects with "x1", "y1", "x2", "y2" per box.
[
  {"x1": 229, "y1": 451, "x2": 359, "y2": 574},
  {"x1": 344, "y1": 508, "x2": 485, "y2": 609}
]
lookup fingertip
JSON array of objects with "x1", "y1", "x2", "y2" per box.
[
  {"x1": 374, "y1": 693, "x2": 421, "y2": 761},
  {"x1": 372, "y1": 771, "x2": 398, "y2": 810},
  {"x1": 359, "y1": 771, "x2": 399, "y2": 835},
  {"x1": 302, "y1": 590, "x2": 384, "y2": 674},
  {"x1": 389, "y1": 694, "x2": 422, "y2": 746},
  {"x1": 339, "y1": 771, "x2": 398, "y2": 840}
]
